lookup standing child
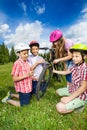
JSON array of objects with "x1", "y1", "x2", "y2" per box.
[
  {"x1": 2, "y1": 43, "x2": 33, "y2": 107},
  {"x1": 53, "y1": 43, "x2": 87, "y2": 114},
  {"x1": 28, "y1": 41, "x2": 45, "y2": 94},
  {"x1": 50, "y1": 29, "x2": 75, "y2": 84}
]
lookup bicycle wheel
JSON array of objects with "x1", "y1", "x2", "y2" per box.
[{"x1": 36, "y1": 64, "x2": 52, "y2": 100}]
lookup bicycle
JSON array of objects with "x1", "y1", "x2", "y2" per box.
[{"x1": 36, "y1": 47, "x2": 64, "y2": 100}]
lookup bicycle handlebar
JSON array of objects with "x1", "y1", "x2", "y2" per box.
[
  {"x1": 39, "y1": 47, "x2": 53, "y2": 52},
  {"x1": 39, "y1": 47, "x2": 49, "y2": 50},
  {"x1": 29, "y1": 47, "x2": 54, "y2": 52}
]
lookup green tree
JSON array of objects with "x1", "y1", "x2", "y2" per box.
[
  {"x1": 10, "y1": 46, "x2": 17, "y2": 62},
  {"x1": 0, "y1": 43, "x2": 9, "y2": 64},
  {"x1": 0, "y1": 45, "x2": 3, "y2": 64},
  {"x1": 5, "y1": 46, "x2": 10, "y2": 63}
]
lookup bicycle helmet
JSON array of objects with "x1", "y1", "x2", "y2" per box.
[
  {"x1": 29, "y1": 40, "x2": 39, "y2": 48},
  {"x1": 70, "y1": 43, "x2": 87, "y2": 54},
  {"x1": 15, "y1": 43, "x2": 30, "y2": 53},
  {"x1": 50, "y1": 30, "x2": 63, "y2": 42}
]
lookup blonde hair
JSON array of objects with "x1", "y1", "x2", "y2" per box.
[{"x1": 52, "y1": 37, "x2": 67, "y2": 59}]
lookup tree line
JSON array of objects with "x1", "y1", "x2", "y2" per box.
[
  {"x1": 0, "y1": 43, "x2": 50, "y2": 65},
  {"x1": 0, "y1": 43, "x2": 17, "y2": 64}
]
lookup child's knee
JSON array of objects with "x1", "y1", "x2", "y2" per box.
[
  {"x1": 56, "y1": 102, "x2": 66, "y2": 114},
  {"x1": 56, "y1": 89, "x2": 59, "y2": 95}
]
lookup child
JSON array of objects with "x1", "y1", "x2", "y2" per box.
[
  {"x1": 50, "y1": 29, "x2": 75, "y2": 84},
  {"x1": 28, "y1": 41, "x2": 45, "y2": 94},
  {"x1": 53, "y1": 43, "x2": 87, "y2": 114},
  {"x1": 2, "y1": 43, "x2": 33, "y2": 107}
]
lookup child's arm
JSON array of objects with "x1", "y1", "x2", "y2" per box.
[
  {"x1": 61, "y1": 80, "x2": 87, "y2": 104},
  {"x1": 31, "y1": 59, "x2": 45, "y2": 70},
  {"x1": 53, "y1": 68, "x2": 71, "y2": 75},
  {"x1": 12, "y1": 70, "x2": 33, "y2": 82},
  {"x1": 53, "y1": 50, "x2": 72, "y2": 64}
]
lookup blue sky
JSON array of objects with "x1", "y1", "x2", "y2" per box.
[{"x1": 0, "y1": 0, "x2": 87, "y2": 49}]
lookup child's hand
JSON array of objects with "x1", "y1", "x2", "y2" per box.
[
  {"x1": 53, "y1": 67, "x2": 56, "y2": 73},
  {"x1": 53, "y1": 59, "x2": 60, "y2": 64},
  {"x1": 37, "y1": 59, "x2": 45, "y2": 64},
  {"x1": 53, "y1": 68, "x2": 55, "y2": 73},
  {"x1": 30, "y1": 66, "x2": 33, "y2": 71},
  {"x1": 28, "y1": 70, "x2": 34, "y2": 77},
  {"x1": 61, "y1": 96, "x2": 71, "y2": 104}
]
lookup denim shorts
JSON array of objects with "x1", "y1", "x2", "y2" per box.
[
  {"x1": 66, "y1": 60, "x2": 74, "y2": 82},
  {"x1": 32, "y1": 80, "x2": 38, "y2": 94},
  {"x1": 32, "y1": 80, "x2": 46, "y2": 94},
  {"x1": 66, "y1": 74, "x2": 72, "y2": 82},
  {"x1": 57, "y1": 87, "x2": 87, "y2": 110},
  {"x1": 19, "y1": 92, "x2": 31, "y2": 106}
]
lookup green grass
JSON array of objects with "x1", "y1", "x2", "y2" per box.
[{"x1": 0, "y1": 63, "x2": 87, "y2": 130}]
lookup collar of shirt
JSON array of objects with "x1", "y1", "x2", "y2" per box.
[{"x1": 19, "y1": 58, "x2": 28, "y2": 63}]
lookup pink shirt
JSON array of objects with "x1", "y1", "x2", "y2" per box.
[
  {"x1": 11, "y1": 58, "x2": 32, "y2": 93},
  {"x1": 65, "y1": 39, "x2": 75, "y2": 51},
  {"x1": 69, "y1": 62, "x2": 87, "y2": 100}
]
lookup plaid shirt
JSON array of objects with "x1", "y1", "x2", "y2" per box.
[
  {"x1": 69, "y1": 62, "x2": 87, "y2": 100},
  {"x1": 11, "y1": 58, "x2": 32, "y2": 93}
]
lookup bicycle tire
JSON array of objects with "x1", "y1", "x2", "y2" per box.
[{"x1": 36, "y1": 64, "x2": 52, "y2": 100}]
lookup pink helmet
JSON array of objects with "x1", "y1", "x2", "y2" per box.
[
  {"x1": 50, "y1": 30, "x2": 63, "y2": 42},
  {"x1": 29, "y1": 40, "x2": 39, "y2": 48}
]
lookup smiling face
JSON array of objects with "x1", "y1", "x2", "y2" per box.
[
  {"x1": 20, "y1": 50, "x2": 29, "y2": 61},
  {"x1": 72, "y1": 51, "x2": 83, "y2": 65},
  {"x1": 31, "y1": 46, "x2": 39, "y2": 56}
]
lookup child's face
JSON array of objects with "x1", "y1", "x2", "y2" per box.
[
  {"x1": 31, "y1": 46, "x2": 39, "y2": 56},
  {"x1": 72, "y1": 51, "x2": 83, "y2": 64},
  {"x1": 20, "y1": 50, "x2": 29, "y2": 61},
  {"x1": 53, "y1": 41, "x2": 57, "y2": 46}
]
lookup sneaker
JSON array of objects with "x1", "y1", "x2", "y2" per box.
[
  {"x1": 7, "y1": 91, "x2": 12, "y2": 99},
  {"x1": 1, "y1": 95, "x2": 10, "y2": 103}
]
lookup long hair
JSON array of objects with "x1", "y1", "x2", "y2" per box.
[{"x1": 52, "y1": 37, "x2": 67, "y2": 59}]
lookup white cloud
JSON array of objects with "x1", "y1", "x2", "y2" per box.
[
  {"x1": 35, "y1": 4, "x2": 45, "y2": 15},
  {"x1": 21, "y1": 2, "x2": 27, "y2": 15},
  {"x1": 65, "y1": 22, "x2": 87, "y2": 44},
  {"x1": 64, "y1": 3, "x2": 87, "y2": 45},
  {"x1": 0, "y1": 24, "x2": 11, "y2": 37},
  {"x1": 2, "y1": 21, "x2": 43, "y2": 48},
  {"x1": 0, "y1": 20, "x2": 52, "y2": 51},
  {"x1": 81, "y1": 5, "x2": 87, "y2": 20},
  {"x1": 18, "y1": 2, "x2": 27, "y2": 16},
  {"x1": 31, "y1": 0, "x2": 45, "y2": 15},
  {"x1": 81, "y1": 6, "x2": 87, "y2": 13}
]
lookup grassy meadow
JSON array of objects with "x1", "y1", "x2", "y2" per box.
[{"x1": 0, "y1": 63, "x2": 87, "y2": 130}]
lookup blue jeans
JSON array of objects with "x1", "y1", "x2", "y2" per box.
[{"x1": 66, "y1": 60, "x2": 74, "y2": 82}]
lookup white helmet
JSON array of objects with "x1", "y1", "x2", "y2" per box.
[{"x1": 15, "y1": 43, "x2": 30, "y2": 54}]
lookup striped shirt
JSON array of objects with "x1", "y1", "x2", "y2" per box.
[
  {"x1": 69, "y1": 62, "x2": 87, "y2": 100},
  {"x1": 11, "y1": 58, "x2": 32, "y2": 93}
]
